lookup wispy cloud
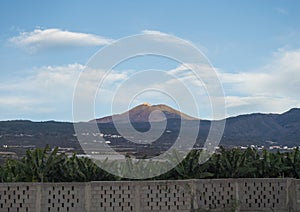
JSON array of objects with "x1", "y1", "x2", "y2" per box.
[
  {"x1": 78, "y1": 47, "x2": 300, "y2": 119},
  {"x1": 142, "y1": 30, "x2": 170, "y2": 36},
  {"x1": 9, "y1": 28, "x2": 113, "y2": 51},
  {"x1": 219, "y1": 48, "x2": 300, "y2": 115},
  {"x1": 160, "y1": 48, "x2": 300, "y2": 117},
  {"x1": 141, "y1": 29, "x2": 195, "y2": 47},
  {"x1": 0, "y1": 63, "x2": 84, "y2": 119},
  {"x1": 0, "y1": 63, "x2": 128, "y2": 120},
  {"x1": 0, "y1": 96, "x2": 40, "y2": 107},
  {"x1": 3, "y1": 32, "x2": 300, "y2": 120}
]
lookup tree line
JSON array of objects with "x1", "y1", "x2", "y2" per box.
[{"x1": 1, "y1": 145, "x2": 300, "y2": 182}]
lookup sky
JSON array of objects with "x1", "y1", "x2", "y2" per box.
[{"x1": 0, "y1": 0, "x2": 300, "y2": 121}]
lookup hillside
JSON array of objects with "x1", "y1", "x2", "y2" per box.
[{"x1": 222, "y1": 108, "x2": 300, "y2": 146}]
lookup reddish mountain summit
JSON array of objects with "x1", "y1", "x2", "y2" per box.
[{"x1": 94, "y1": 103, "x2": 199, "y2": 123}]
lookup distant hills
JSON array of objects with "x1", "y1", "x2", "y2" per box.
[
  {"x1": 1, "y1": 105, "x2": 300, "y2": 158},
  {"x1": 222, "y1": 108, "x2": 300, "y2": 146},
  {"x1": 94, "y1": 104, "x2": 300, "y2": 146}
]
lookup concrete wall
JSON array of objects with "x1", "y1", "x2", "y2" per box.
[{"x1": 0, "y1": 179, "x2": 299, "y2": 211}]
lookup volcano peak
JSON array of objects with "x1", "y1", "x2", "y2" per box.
[
  {"x1": 142, "y1": 102, "x2": 151, "y2": 106},
  {"x1": 94, "y1": 103, "x2": 199, "y2": 123}
]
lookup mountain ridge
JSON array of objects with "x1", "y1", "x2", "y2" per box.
[{"x1": 1, "y1": 106, "x2": 300, "y2": 151}]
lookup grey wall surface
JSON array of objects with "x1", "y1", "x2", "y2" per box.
[{"x1": 0, "y1": 178, "x2": 299, "y2": 211}]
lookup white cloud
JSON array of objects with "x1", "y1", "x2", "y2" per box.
[
  {"x1": 0, "y1": 64, "x2": 83, "y2": 119},
  {"x1": 224, "y1": 95, "x2": 300, "y2": 117},
  {"x1": 142, "y1": 30, "x2": 170, "y2": 36},
  {"x1": 225, "y1": 96, "x2": 297, "y2": 110},
  {"x1": 0, "y1": 64, "x2": 128, "y2": 98},
  {"x1": 141, "y1": 29, "x2": 195, "y2": 47},
  {"x1": 0, "y1": 63, "x2": 128, "y2": 120},
  {"x1": 1, "y1": 63, "x2": 83, "y2": 96},
  {"x1": 156, "y1": 49, "x2": 300, "y2": 117},
  {"x1": 92, "y1": 47, "x2": 300, "y2": 119},
  {"x1": 2, "y1": 46, "x2": 300, "y2": 120},
  {"x1": 218, "y1": 48, "x2": 300, "y2": 115},
  {"x1": 0, "y1": 96, "x2": 39, "y2": 107},
  {"x1": 9, "y1": 28, "x2": 113, "y2": 51}
]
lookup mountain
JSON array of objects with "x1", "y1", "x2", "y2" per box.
[
  {"x1": 92, "y1": 104, "x2": 300, "y2": 146},
  {"x1": 1, "y1": 106, "x2": 300, "y2": 159},
  {"x1": 222, "y1": 108, "x2": 300, "y2": 146},
  {"x1": 94, "y1": 103, "x2": 199, "y2": 124}
]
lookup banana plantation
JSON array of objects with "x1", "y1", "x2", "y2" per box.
[{"x1": 1, "y1": 145, "x2": 300, "y2": 182}]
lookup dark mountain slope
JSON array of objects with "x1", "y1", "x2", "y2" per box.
[{"x1": 1, "y1": 107, "x2": 300, "y2": 150}]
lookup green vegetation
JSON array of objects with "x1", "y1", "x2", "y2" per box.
[
  {"x1": 0, "y1": 145, "x2": 115, "y2": 182},
  {"x1": 1, "y1": 145, "x2": 300, "y2": 182}
]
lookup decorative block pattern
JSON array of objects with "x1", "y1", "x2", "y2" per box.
[
  {"x1": 0, "y1": 183, "x2": 37, "y2": 212},
  {"x1": 139, "y1": 180, "x2": 191, "y2": 212},
  {"x1": 238, "y1": 179, "x2": 289, "y2": 211},
  {"x1": 90, "y1": 182, "x2": 135, "y2": 212},
  {"x1": 195, "y1": 179, "x2": 237, "y2": 210},
  {"x1": 0, "y1": 179, "x2": 297, "y2": 211},
  {"x1": 41, "y1": 183, "x2": 86, "y2": 212},
  {"x1": 293, "y1": 179, "x2": 300, "y2": 211}
]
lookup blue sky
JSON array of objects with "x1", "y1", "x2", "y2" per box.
[{"x1": 0, "y1": 0, "x2": 300, "y2": 121}]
